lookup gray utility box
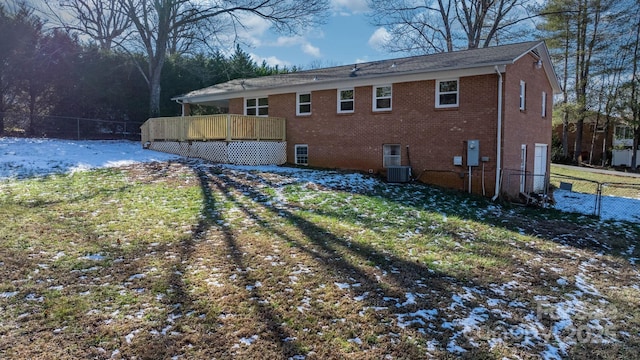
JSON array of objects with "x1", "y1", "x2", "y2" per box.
[{"x1": 467, "y1": 140, "x2": 480, "y2": 167}]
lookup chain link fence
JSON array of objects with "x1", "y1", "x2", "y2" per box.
[
  {"x1": 503, "y1": 169, "x2": 550, "y2": 205},
  {"x1": 549, "y1": 174, "x2": 640, "y2": 222},
  {"x1": 1, "y1": 112, "x2": 142, "y2": 140},
  {"x1": 502, "y1": 171, "x2": 639, "y2": 221}
]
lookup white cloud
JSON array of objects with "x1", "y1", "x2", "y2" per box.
[
  {"x1": 331, "y1": 0, "x2": 370, "y2": 14},
  {"x1": 302, "y1": 43, "x2": 321, "y2": 57},
  {"x1": 274, "y1": 36, "x2": 304, "y2": 47},
  {"x1": 233, "y1": 13, "x2": 274, "y2": 47},
  {"x1": 368, "y1": 27, "x2": 391, "y2": 51},
  {"x1": 250, "y1": 53, "x2": 292, "y2": 68},
  {"x1": 270, "y1": 36, "x2": 322, "y2": 58}
]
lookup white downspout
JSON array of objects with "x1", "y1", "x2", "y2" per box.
[
  {"x1": 175, "y1": 99, "x2": 185, "y2": 116},
  {"x1": 492, "y1": 66, "x2": 503, "y2": 201}
]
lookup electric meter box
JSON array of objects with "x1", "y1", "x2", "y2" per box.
[{"x1": 467, "y1": 140, "x2": 479, "y2": 166}]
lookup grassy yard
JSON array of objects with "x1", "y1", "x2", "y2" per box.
[
  {"x1": 1, "y1": 160, "x2": 639, "y2": 359},
  {"x1": 550, "y1": 164, "x2": 640, "y2": 198}
]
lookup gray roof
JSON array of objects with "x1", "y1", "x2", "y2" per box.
[{"x1": 175, "y1": 41, "x2": 560, "y2": 103}]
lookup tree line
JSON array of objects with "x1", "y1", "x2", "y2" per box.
[
  {"x1": 0, "y1": 0, "x2": 325, "y2": 136},
  {"x1": 538, "y1": 0, "x2": 640, "y2": 168}
]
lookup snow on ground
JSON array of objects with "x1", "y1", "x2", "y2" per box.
[
  {"x1": 221, "y1": 164, "x2": 380, "y2": 195},
  {"x1": 1, "y1": 137, "x2": 638, "y2": 223},
  {"x1": 0, "y1": 137, "x2": 179, "y2": 179},
  {"x1": 1, "y1": 138, "x2": 638, "y2": 358},
  {"x1": 553, "y1": 189, "x2": 640, "y2": 222}
]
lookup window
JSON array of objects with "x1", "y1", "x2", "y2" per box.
[
  {"x1": 383, "y1": 144, "x2": 401, "y2": 167},
  {"x1": 519, "y1": 80, "x2": 526, "y2": 111},
  {"x1": 245, "y1": 97, "x2": 268, "y2": 116},
  {"x1": 593, "y1": 123, "x2": 605, "y2": 133},
  {"x1": 373, "y1": 85, "x2": 392, "y2": 111},
  {"x1": 297, "y1": 93, "x2": 311, "y2": 116},
  {"x1": 436, "y1": 79, "x2": 458, "y2": 108},
  {"x1": 338, "y1": 88, "x2": 354, "y2": 113},
  {"x1": 295, "y1": 145, "x2": 308, "y2": 165},
  {"x1": 541, "y1": 91, "x2": 547, "y2": 118},
  {"x1": 614, "y1": 125, "x2": 634, "y2": 147}
]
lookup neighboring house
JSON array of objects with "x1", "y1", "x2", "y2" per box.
[
  {"x1": 553, "y1": 116, "x2": 633, "y2": 166},
  {"x1": 157, "y1": 41, "x2": 561, "y2": 199},
  {"x1": 611, "y1": 124, "x2": 639, "y2": 167},
  {"x1": 552, "y1": 116, "x2": 634, "y2": 165}
]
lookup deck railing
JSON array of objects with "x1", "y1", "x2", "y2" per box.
[{"x1": 141, "y1": 114, "x2": 286, "y2": 143}]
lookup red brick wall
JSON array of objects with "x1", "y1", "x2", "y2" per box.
[
  {"x1": 229, "y1": 99, "x2": 243, "y2": 115},
  {"x1": 552, "y1": 122, "x2": 613, "y2": 164},
  {"x1": 225, "y1": 58, "x2": 553, "y2": 197},
  {"x1": 269, "y1": 77, "x2": 500, "y2": 195},
  {"x1": 502, "y1": 53, "x2": 553, "y2": 197}
]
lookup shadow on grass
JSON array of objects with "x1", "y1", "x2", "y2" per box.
[
  {"x1": 188, "y1": 164, "x2": 509, "y2": 358},
  {"x1": 161, "y1": 165, "x2": 310, "y2": 358}
]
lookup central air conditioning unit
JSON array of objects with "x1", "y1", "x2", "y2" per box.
[{"x1": 387, "y1": 166, "x2": 411, "y2": 183}]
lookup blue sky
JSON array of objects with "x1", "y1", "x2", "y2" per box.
[
  {"x1": 241, "y1": 0, "x2": 392, "y2": 69},
  {"x1": 30, "y1": 0, "x2": 390, "y2": 69}
]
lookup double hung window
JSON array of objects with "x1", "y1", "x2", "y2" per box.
[{"x1": 436, "y1": 79, "x2": 458, "y2": 108}]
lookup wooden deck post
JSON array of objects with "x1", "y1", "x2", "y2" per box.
[
  {"x1": 226, "y1": 114, "x2": 232, "y2": 141},
  {"x1": 256, "y1": 118, "x2": 261, "y2": 141},
  {"x1": 282, "y1": 118, "x2": 286, "y2": 141}
]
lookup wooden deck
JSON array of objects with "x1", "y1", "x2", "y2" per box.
[{"x1": 141, "y1": 114, "x2": 286, "y2": 143}]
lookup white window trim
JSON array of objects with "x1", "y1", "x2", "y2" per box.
[
  {"x1": 337, "y1": 88, "x2": 355, "y2": 114},
  {"x1": 245, "y1": 97, "x2": 269, "y2": 117},
  {"x1": 294, "y1": 144, "x2": 309, "y2": 165},
  {"x1": 435, "y1": 79, "x2": 459, "y2": 108},
  {"x1": 296, "y1": 92, "x2": 311, "y2": 116},
  {"x1": 519, "y1": 80, "x2": 526, "y2": 111},
  {"x1": 373, "y1": 85, "x2": 392, "y2": 112},
  {"x1": 541, "y1": 91, "x2": 547, "y2": 118}
]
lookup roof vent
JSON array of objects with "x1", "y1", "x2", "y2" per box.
[
  {"x1": 390, "y1": 62, "x2": 397, "y2": 68},
  {"x1": 350, "y1": 65, "x2": 360, "y2": 77}
]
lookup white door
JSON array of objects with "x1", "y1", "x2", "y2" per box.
[
  {"x1": 534, "y1": 144, "x2": 548, "y2": 192},
  {"x1": 520, "y1": 144, "x2": 527, "y2": 193}
]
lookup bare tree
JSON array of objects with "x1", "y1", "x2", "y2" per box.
[
  {"x1": 367, "y1": 0, "x2": 531, "y2": 54},
  {"x1": 589, "y1": 48, "x2": 627, "y2": 165},
  {"x1": 617, "y1": 6, "x2": 640, "y2": 169},
  {"x1": 48, "y1": 0, "x2": 132, "y2": 51},
  {"x1": 118, "y1": 0, "x2": 329, "y2": 117}
]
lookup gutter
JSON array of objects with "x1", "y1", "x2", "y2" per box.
[{"x1": 492, "y1": 66, "x2": 503, "y2": 201}]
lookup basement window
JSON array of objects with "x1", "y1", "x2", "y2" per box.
[
  {"x1": 245, "y1": 97, "x2": 269, "y2": 116},
  {"x1": 383, "y1": 144, "x2": 401, "y2": 167},
  {"x1": 295, "y1": 144, "x2": 308, "y2": 165}
]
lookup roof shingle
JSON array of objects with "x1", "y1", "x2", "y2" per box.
[{"x1": 174, "y1": 41, "x2": 553, "y2": 101}]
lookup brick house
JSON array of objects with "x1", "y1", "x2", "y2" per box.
[
  {"x1": 167, "y1": 41, "x2": 561, "y2": 199},
  {"x1": 552, "y1": 117, "x2": 635, "y2": 166}
]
